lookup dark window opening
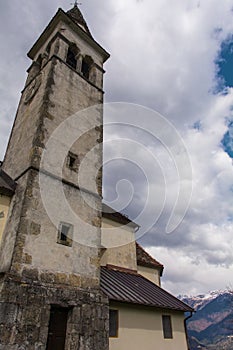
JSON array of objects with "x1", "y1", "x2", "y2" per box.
[
  {"x1": 46, "y1": 306, "x2": 69, "y2": 350},
  {"x1": 81, "y1": 60, "x2": 90, "y2": 79},
  {"x1": 81, "y1": 56, "x2": 93, "y2": 80},
  {"x1": 67, "y1": 152, "x2": 78, "y2": 171},
  {"x1": 68, "y1": 155, "x2": 76, "y2": 168},
  {"x1": 66, "y1": 48, "x2": 77, "y2": 69},
  {"x1": 162, "y1": 315, "x2": 173, "y2": 339},
  {"x1": 109, "y1": 309, "x2": 118, "y2": 337},
  {"x1": 57, "y1": 222, "x2": 73, "y2": 247}
]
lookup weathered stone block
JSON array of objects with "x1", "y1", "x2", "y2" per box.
[
  {"x1": 0, "y1": 303, "x2": 18, "y2": 324},
  {"x1": 68, "y1": 273, "x2": 81, "y2": 287},
  {"x1": 22, "y1": 268, "x2": 39, "y2": 281},
  {"x1": 30, "y1": 222, "x2": 41, "y2": 235}
]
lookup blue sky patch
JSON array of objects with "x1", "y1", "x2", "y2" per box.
[
  {"x1": 216, "y1": 35, "x2": 233, "y2": 89},
  {"x1": 222, "y1": 121, "x2": 233, "y2": 158}
]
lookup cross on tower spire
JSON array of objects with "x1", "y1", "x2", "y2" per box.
[{"x1": 71, "y1": 0, "x2": 82, "y2": 7}]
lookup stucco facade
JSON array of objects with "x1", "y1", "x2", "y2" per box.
[
  {"x1": 137, "y1": 264, "x2": 161, "y2": 286},
  {"x1": 101, "y1": 217, "x2": 137, "y2": 271},
  {"x1": 109, "y1": 303, "x2": 188, "y2": 350}
]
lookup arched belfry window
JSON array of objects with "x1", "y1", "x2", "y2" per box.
[
  {"x1": 81, "y1": 55, "x2": 94, "y2": 80},
  {"x1": 66, "y1": 43, "x2": 80, "y2": 70}
]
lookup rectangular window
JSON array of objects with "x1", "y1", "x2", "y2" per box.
[
  {"x1": 162, "y1": 315, "x2": 173, "y2": 339},
  {"x1": 67, "y1": 152, "x2": 78, "y2": 171},
  {"x1": 109, "y1": 309, "x2": 118, "y2": 337},
  {"x1": 57, "y1": 222, "x2": 73, "y2": 247}
]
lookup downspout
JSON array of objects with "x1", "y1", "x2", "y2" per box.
[{"x1": 184, "y1": 311, "x2": 194, "y2": 350}]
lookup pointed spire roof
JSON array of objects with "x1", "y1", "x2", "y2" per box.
[{"x1": 66, "y1": 5, "x2": 92, "y2": 37}]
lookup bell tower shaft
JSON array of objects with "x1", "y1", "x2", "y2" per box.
[{"x1": 0, "y1": 7, "x2": 110, "y2": 349}]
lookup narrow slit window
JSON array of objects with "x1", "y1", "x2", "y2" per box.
[
  {"x1": 81, "y1": 60, "x2": 90, "y2": 79},
  {"x1": 109, "y1": 309, "x2": 118, "y2": 337},
  {"x1": 57, "y1": 222, "x2": 73, "y2": 247},
  {"x1": 162, "y1": 315, "x2": 173, "y2": 339}
]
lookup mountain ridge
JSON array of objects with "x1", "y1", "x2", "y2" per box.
[{"x1": 179, "y1": 289, "x2": 233, "y2": 350}]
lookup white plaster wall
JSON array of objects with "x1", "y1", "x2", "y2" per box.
[
  {"x1": 101, "y1": 218, "x2": 137, "y2": 271},
  {"x1": 109, "y1": 303, "x2": 188, "y2": 350},
  {"x1": 137, "y1": 265, "x2": 161, "y2": 286}
]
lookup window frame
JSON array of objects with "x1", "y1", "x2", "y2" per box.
[
  {"x1": 57, "y1": 222, "x2": 73, "y2": 247},
  {"x1": 109, "y1": 309, "x2": 119, "y2": 338},
  {"x1": 162, "y1": 315, "x2": 173, "y2": 339}
]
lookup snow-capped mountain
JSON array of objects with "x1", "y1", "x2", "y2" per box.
[
  {"x1": 179, "y1": 290, "x2": 233, "y2": 350},
  {"x1": 179, "y1": 289, "x2": 233, "y2": 311}
]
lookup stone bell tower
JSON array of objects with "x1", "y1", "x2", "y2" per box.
[{"x1": 0, "y1": 5, "x2": 109, "y2": 349}]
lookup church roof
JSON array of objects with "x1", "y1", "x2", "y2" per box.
[
  {"x1": 100, "y1": 266, "x2": 193, "y2": 312},
  {"x1": 102, "y1": 203, "x2": 139, "y2": 229},
  {"x1": 136, "y1": 243, "x2": 164, "y2": 274},
  {"x1": 0, "y1": 166, "x2": 17, "y2": 196},
  {"x1": 66, "y1": 5, "x2": 92, "y2": 37}
]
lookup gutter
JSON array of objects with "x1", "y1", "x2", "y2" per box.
[{"x1": 184, "y1": 311, "x2": 194, "y2": 350}]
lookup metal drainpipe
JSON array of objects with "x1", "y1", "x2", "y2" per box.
[{"x1": 184, "y1": 311, "x2": 194, "y2": 350}]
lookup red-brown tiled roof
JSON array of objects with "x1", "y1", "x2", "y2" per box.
[
  {"x1": 136, "y1": 243, "x2": 164, "y2": 273},
  {"x1": 100, "y1": 266, "x2": 193, "y2": 312}
]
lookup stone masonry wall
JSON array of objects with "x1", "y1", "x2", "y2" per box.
[{"x1": 0, "y1": 275, "x2": 109, "y2": 350}]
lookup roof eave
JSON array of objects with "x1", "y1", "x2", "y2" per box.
[
  {"x1": 102, "y1": 212, "x2": 139, "y2": 229},
  {"x1": 0, "y1": 169, "x2": 17, "y2": 197},
  {"x1": 28, "y1": 8, "x2": 110, "y2": 63},
  {"x1": 102, "y1": 203, "x2": 139, "y2": 229},
  {"x1": 109, "y1": 299, "x2": 193, "y2": 312},
  {"x1": 0, "y1": 187, "x2": 15, "y2": 197}
]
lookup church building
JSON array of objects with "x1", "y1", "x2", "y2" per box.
[{"x1": 0, "y1": 4, "x2": 193, "y2": 350}]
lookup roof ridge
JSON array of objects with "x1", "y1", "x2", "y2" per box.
[{"x1": 103, "y1": 265, "x2": 138, "y2": 275}]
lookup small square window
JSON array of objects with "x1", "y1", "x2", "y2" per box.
[
  {"x1": 162, "y1": 315, "x2": 173, "y2": 339},
  {"x1": 57, "y1": 222, "x2": 73, "y2": 247},
  {"x1": 109, "y1": 309, "x2": 118, "y2": 337},
  {"x1": 67, "y1": 152, "x2": 78, "y2": 171}
]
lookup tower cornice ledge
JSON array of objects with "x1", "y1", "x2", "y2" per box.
[{"x1": 23, "y1": 54, "x2": 105, "y2": 95}]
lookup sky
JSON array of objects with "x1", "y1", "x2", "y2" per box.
[{"x1": 1, "y1": 0, "x2": 233, "y2": 296}]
